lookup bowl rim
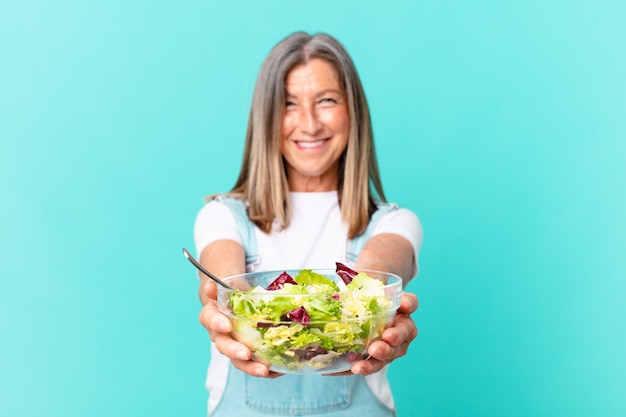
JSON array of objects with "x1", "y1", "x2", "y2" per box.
[{"x1": 220, "y1": 267, "x2": 403, "y2": 292}]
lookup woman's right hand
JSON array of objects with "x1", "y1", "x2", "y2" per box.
[
  {"x1": 199, "y1": 279, "x2": 283, "y2": 378},
  {"x1": 196, "y1": 240, "x2": 282, "y2": 378}
]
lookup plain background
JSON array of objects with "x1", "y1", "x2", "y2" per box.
[{"x1": 1, "y1": 1, "x2": 625, "y2": 416}]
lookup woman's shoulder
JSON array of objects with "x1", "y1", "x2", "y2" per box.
[
  {"x1": 197, "y1": 194, "x2": 246, "y2": 213},
  {"x1": 375, "y1": 202, "x2": 423, "y2": 240},
  {"x1": 384, "y1": 204, "x2": 420, "y2": 223},
  {"x1": 376, "y1": 201, "x2": 419, "y2": 220},
  {"x1": 193, "y1": 195, "x2": 245, "y2": 253},
  {"x1": 195, "y1": 195, "x2": 244, "y2": 225}
]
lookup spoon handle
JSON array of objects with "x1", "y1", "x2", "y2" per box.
[{"x1": 182, "y1": 248, "x2": 233, "y2": 290}]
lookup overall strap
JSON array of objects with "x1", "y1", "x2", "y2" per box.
[
  {"x1": 215, "y1": 196, "x2": 259, "y2": 270},
  {"x1": 346, "y1": 202, "x2": 399, "y2": 263}
]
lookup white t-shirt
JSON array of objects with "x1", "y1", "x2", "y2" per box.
[{"x1": 193, "y1": 191, "x2": 423, "y2": 413}]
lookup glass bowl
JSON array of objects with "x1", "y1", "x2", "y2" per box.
[{"x1": 217, "y1": 267, "x2": 402, "y2": 374}]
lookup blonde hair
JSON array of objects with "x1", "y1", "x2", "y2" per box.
[{"x1": 219, "y1": 32, "x2": 386, "y2": 238}]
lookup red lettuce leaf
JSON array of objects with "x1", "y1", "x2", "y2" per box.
[
  {"x1": 294, "y1": 346, "x2": 328, "y2": 361},
  {"x1": 266, "y1": 271, "x2": 297, "y2": 290},
  {"x1": 286, "y1": 306, "x2": 311, "y2": 325},
  {"x1": 335, "y1": 262, "x2": 358, "y2": 285}
]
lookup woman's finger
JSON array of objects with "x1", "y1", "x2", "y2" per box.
[
  {"x1": 230, "y1": 358, "x2": 283, "y2": 379},
  {"x1": 382, "y1": 314, "x2": 418, "y2": 347},
  {"x1": 212, "y1": 332, "x2": 251, "y2": 360},
  {"x1": 350, "y1": 357, "x2": 386, "y2": 375},
  {"x1": 371, "y1": 338, "x2": 411, "y2": 361},
  {"x1": 199, "y1": 301, "x2": 232, "y2": 334},
  {"x1": 203, "y1": 279, "x2": 218, "y2": 301},
  {"x1": 398, "y1": 292, "x2": 418, "y2": 315}
]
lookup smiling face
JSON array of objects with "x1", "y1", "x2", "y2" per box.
[{"x1": 281, "y1": 58, "x2": 350, "y2": 192}]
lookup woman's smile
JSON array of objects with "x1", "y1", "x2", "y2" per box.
[{"x1": 294, "y1": 138, "x2": 330, "y2": 149}]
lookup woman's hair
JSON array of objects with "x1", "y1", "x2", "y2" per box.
[{"x1": 223, "y1": 31, "x2": 386, "y2": 238}]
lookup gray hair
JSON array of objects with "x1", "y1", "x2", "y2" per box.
[{"x1": 229, "y1": 32, "x2": 386, "y2": 237}]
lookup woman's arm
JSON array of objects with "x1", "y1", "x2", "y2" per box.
[
  {"x1": 197, "y1": 239, "x2": 245, "y2": 305},
  {"x1": 349, "y1": 232, "x2": 419, "y2": 375},
  {"x1": 197, "y1": 239, "x2": 280, "y2": 378},
  {"x1": 354, "y1": 232, "x2": 416, "y2": 286}
]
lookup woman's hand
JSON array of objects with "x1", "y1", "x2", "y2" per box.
[
  {"x1": 199, "y1": 280, "x2": 283, "y2": 379},
  {"x1": 346, "y1": 232, "x2": 419, "y2": 375},
  {"x1": 348, "y1": 291, "x2": 418, "y2": 375},
  {"x1": 197, "y1": 240, "x2": 283, "y2": 378}
]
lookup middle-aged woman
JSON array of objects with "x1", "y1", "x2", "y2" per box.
[{"x1": 194, "y1": 31, "x2": 423, "y2": 416}]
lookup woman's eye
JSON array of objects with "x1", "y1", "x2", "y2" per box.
[
  {"x1": 319, "y1": 97, "x2": 337, "y2": 104},
  {"x1": 285, "y1": 101, "x2": 296, "y2": 108}
]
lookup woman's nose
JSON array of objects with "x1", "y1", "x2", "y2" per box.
[{"x1": 298, "y1": 105, "x2": 322, "y2": 135}]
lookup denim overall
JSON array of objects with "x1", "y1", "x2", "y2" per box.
[{"x1": 211, "y1": 198, "x2": 398, "y2": 417}]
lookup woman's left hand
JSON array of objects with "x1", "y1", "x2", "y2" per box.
[{"x1": 348, "y1": 291, "x2": 418, "y2": 375}]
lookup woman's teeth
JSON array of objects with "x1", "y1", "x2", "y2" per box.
[{"x1": 297, "y1": 139, "x2": 326, "y2": 148}]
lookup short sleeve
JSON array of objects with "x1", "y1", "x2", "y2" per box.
[
  {"x1": 373, "y1": 208, "x2": 424, "y2": 277},
  {"x1": 193, "y1": 200, "x2": 243, "y2": 258}
]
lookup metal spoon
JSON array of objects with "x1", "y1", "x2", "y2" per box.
[{"x1": 182, "y1": 248, "x2": 234, "y2": 290}]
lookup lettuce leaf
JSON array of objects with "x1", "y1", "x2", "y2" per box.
[
  {"x1": 266, "y1": 271, "x2": 297, "y2": 290},
  {"x1": 287, "y1": 306, "x2": 311, "y2": 325},
  {"x1": 335, "y1": 262, "x2": 358, "y2": 284},
  {"x1": 294, "y1": 269, "x2": 340, "y2": 292},
  {"x1": 302, "y1": 294, "x2": 341, "y2": 322}
]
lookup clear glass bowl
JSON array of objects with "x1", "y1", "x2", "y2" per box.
[{"x1": 217, "y1": 268, "x2": 402, "y2": 374}]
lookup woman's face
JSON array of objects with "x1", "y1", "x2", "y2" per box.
[{"x1": 281, "y1": 58, "x2": 350, "y2": 192}]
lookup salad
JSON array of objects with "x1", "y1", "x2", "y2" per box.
[{"x1": 227, "y1": 263, "x2": 398, "y2": 372}]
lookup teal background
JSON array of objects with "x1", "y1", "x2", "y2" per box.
[{"x1": 1, "y1": 1, "x2": 625, "y2": 416}]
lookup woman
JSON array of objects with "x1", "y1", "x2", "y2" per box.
[{"x1": 194, "y1": 32, "x2": 423, "y2": 416}]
